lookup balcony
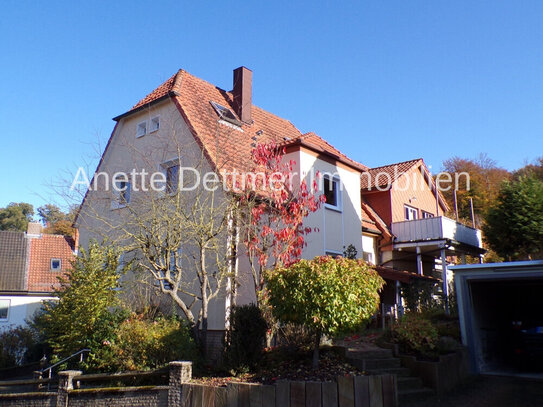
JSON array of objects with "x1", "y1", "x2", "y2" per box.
[{"x1": 391, "y1": 216, "x2": 483, "y2": 250}]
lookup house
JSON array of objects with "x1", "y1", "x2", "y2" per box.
[
  {"x1": 75, "y1": 66, "x2": 368, "y2": 352},
  {"x1": 360, "y1": 158, "x2": 485, "y2": 313},
  {"x1": 75, "y1": 66, "x2": 484, "y2": 351},
  {"x1": 0, "y1": 223, "x2": 76, "y2": 330}
]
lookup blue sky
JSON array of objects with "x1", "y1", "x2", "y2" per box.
[{"x1": 1, "y1": 1, "x2": 542, "y2": 211}]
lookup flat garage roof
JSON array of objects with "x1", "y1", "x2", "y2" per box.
[{"x1": 452, "y1": 261, "x2": 543, "y2": 377}]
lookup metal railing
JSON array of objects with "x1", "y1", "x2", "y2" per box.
[{"x1": 34, "y1": 348, "x2": 90, "y2": 389}]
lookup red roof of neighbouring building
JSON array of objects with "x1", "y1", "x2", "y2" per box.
[
  {"x1": 28, "y1": 234, "x2": 75, "y2": 293},
  {"x1": 361, "y1": 201, "x2": 391, "y2": 237},
  {"x1": 360, "y1": 158, "x2": 422, "y2": 190}
]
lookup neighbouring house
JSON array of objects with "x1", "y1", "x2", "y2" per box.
[
  {"x1": 0, "y1": 222, "x2": 76, "y2": 330},
  {"x1": 359, "y1": 158, "x2": 485, "y2": 314},
  {"x1": 74, "y1": 66, "x2": 484, "y2": 351}
]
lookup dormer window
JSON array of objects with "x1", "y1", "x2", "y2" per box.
[
  {"x1": 51, "y1": 258, "x2": 62, "y2": 271},
  {"x1": 150, "y1": 116, "x2": 160, "y2": 132},
  {"x1": 210, "y1": 101, "x2": 242, "y2": 127},
  {"x1": 136, "y1": 121, "x2": 147, "y2": 138}
]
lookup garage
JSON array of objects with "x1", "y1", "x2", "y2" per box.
[{"x1": 453, "y1": 261, "x2": 543, "y2": 377}]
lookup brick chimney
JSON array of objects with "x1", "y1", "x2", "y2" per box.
[
  {"x1": 26, "y1": 222, "x2": 42, "y2": 236},
  {"x1": 232, "y1": 66, "x2": 252, "y2": 123}
]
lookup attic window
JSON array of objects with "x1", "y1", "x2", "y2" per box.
[
  {"x1": 136, "y1": 121, "x2": 147, "y2": 138},
  {"x1": 210, "y1": 101, "x2": 241, "y2": 126},
  {"x1": 51, "y1": 258, "x2": 62, "y2": 271},
  {"x1": 150, "y1": 116, "x2": 160, "y2": 132}
]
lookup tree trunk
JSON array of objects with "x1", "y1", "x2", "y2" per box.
[
  {"x1": 312, "y1": 330, "x2": 321, "y2": 369},
  {"x1": 201, "y1": 312, "x2": 208, "y2": 360}
]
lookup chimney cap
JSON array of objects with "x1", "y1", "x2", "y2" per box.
[{"x1": 234, "y1": 66, "x2": 252, "y2": 72}]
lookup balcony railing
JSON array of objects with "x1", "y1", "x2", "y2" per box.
[{"x1": 391, "y1": 216, "x2": 482, "y2": 248}]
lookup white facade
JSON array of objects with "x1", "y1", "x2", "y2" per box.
[{"x1": 0, "y1": 294, "x2": 54, "y2": 331}]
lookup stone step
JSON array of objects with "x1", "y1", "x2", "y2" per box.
[
  {"x1": 397, "y1": 376, "x2": 424, "y2": 391},
  {"x1": 398, "y1": 387, "x2": 435, "y2": 404},
  {"x1": 345, "y1": 348, "x2": 393, "y2": 360},
  {"x1": 366, "y1": 367, "x2": 412, "y2": 377},
  {"x1": 348, "y1": 357, "x2": 401, "y2": 370}
]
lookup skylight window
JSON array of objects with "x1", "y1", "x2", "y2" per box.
[{"x1": 210, "y1": 101, "x2": 241, "y2": 126}]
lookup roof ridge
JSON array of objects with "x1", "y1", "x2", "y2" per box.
[
  {"x1": 368, "y1": 158, "x2": 422, "y2": 171},
  {"x1": 171, "y1": 69, "x2": 185, "y2": 93}
]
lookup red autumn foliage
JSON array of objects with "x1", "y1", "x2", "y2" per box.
[{"x1": 239, "y1": 142, "x2": 325, "y2": 295}]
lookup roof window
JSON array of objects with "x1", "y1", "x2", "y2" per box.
[{"x1": 210, "y1": 101, "x2": 242, "y2": 127}]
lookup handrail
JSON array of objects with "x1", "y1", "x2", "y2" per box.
[{"x1": 37, "y1": 348, "x2": 91, "y2": 380}]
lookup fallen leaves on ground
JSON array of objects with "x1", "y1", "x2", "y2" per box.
[{"x1": 192, "y1": 346, "x2": 363, "y2": 386}]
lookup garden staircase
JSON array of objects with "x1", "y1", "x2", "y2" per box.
[{"x1": 344, "y1": 347, "x2": 434, "y2": 405}]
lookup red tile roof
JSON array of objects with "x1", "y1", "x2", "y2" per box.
[
  {"x1": 28, "y1": 234, "x2": 75, "y2": 293},
  {"x1": 360, "y1": 158, "x2": 422, "y2": 190},
  {"x1": 283, "y1": 132, "x2": 369, "y2": 172},
  {"x1": 361, "y1": 201, "x2": 391, "y2": 237},
  {"x1": 125, "y1": 69, "x2": 367, "y2": 175},
  {"x1": 132, "y1": 72, "x2": 179, "y2": 110}
]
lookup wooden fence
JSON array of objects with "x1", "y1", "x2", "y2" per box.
[
  {"x1": 182, "y1": 375, "x2": 397, "y2": 407},
  {"x1": 0, "y1": 361, "x2": 397, "y2": 407}
]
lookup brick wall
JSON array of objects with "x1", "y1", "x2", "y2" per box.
[
  {"x1": 0, "y1": 392, "x2": 56, "y2": 407},
  {"x1": 206, "y1": 330, "x2": 225, "y2": 363},
  {"x1": 68, "y1": 387, "x2": 168, "y2": 407}
]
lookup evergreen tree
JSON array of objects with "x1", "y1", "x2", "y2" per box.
[{"x1": 483, "y1": 176, "x2": 543, "y2": 260}]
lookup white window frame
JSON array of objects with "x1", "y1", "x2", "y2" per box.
[
  {"x1": 51, "y1": 258, "x2": 62, "y2": 271},
  {"x1": 0, "y1": 299, "x2": 10, "y2": 321},
  {"x1": 136, "y1": 121, "x2": 147, "y2": 138},
  {"x1": 160, "y1": 158, "x2": 181, "y2": 195},
  {"x1": 422, "y1": 211, "x2": 434, "y2": 219},
  {"x1": 111, "y1": 180, "x2": 131, "y2": 209},
  {"x1": 323, "y1": 175, "x2": 342, "y2": 212},
  {"x1": 149, "y1": 116, "x2": 160, "y2": 133},
  {"x1": 363, "y1": 251, "x2": 375, "y2": 264},
  {"x1": 404, "y1": 205, "x2": 418, "y2": 220}
]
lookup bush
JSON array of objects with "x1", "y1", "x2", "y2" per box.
[
  {"x1": 103, "y1": 315, "x2": 198, "y2": 372},
  {"x1": 392, "y1": 313, "x2": 438, "y2": 358},
  {"x1": 265, "y1": 256, "x2": 384, "y2": 367},
  {"x1": 32, "y1": 241, "x2": 125, "y2": 358},
  {"x1": 276, "y1": 323, "x2": 314, "y2": 352},
  {"x1": 224, "y1": 304, "x2": 268, "y2": 372},
  {"x1": 0, "y1": 326, "x2": 42, "y2": 368},
  {"x1": 400, "y1": 280, "x2": 441, "y2": 313}
]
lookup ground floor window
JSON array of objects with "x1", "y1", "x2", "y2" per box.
[{"x1": 0, "y1": 299, "x2": 10, "y2": 321}]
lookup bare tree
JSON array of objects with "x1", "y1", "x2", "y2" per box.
[{"x1": 71, "y1": 107, "x2": 241, "y2": 357}]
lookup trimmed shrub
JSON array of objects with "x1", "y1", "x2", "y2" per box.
[
  {"x1": 265, "y1": 256, "x2": 384, "y2": 367},
  {"x1": 392, "y1": 313, "x2": 438, "y2": 357},
  {"x1": 224, "y1": 304, "x2": 268, "y2": 372},
  {"x1": 103, "y1": 315, "x2": 198, "y2": 372}
]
